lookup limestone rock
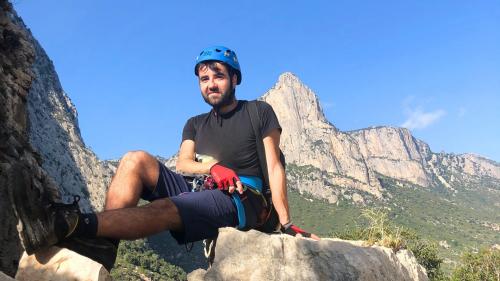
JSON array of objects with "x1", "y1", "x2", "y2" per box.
[
  {"x1": 348, "y1": 126, "x2": 431, "y2": 187},
  {"x1": 25, "y1": 23, "x2": 110, "y2": 212},
  {"x1": 188, "y1": 228, "x2": 428, "y2": 281},
  {"x1": 261, "y1": 73, "x2": 383, "y2": 199},
  {"x1": 261, "y1": 72, "x2": 500, "y2": 203},
  {"x1": 1, "y1": 1, "x2": 37, "y2": 276},
  {"x1": 15, "y1": 247, "x2": 111, "y2": 281}
]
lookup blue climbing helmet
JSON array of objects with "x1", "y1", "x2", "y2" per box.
[{"x1": 194, "y1": 46, "x2": 242, "y2": 85}]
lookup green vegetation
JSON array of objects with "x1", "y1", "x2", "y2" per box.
[
  {"x1": 332, "y1": 208, "x2": 446, "y2": 281},
  {"x1": 287, "y1": 184, "x2": 500, "y2": 280},
  {"x1": 111, "y1": 239, "x2": 187, "y2": 281},
  {"x1": 450, "y1": 248, "x2": 500, "y2": 281}
]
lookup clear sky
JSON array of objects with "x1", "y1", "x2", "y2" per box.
[{"x1": 13, "y1": 0, "x2": 500, "y2": 162}]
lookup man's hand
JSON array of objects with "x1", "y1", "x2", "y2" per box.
[
  {"x1": 280, "y1": 222, "x2": 321, "y2": 240},
  {"x1": 209, "y1": 163, "x2": 243, "y2": 194}
]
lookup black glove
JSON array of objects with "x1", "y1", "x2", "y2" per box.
[{"x1": 280, "y1": 222, "x2": 312, "y2": 238}]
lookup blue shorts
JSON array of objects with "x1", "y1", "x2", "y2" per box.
[{"x1": 141, "y1": 162, "x2": 238, "y2": 244}]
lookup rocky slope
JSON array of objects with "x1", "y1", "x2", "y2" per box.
[{"x1": 262, "y1": 72, "x2": 500, "y2": 203}]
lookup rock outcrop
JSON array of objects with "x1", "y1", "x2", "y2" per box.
[
  {"x1": 262, "y1": 72, "x2": 500, "y2": 203},
  {"x1": 15, "y1": 248, "x2": 111, "y2": 281},
  {"x1": 261, "y1": 73, "x2": 383, "y2": 201},
  {"x1": 1, "y1": 1, "x2": 38, "y2": 276},
  {"x1": 0, "y1": 1, "x2": 108, "y2": 277},
  {"x1": 188, "y1": 228, "x2": 428, "y2": 281},
  {"x1": 25, "y1": 19, "x2": 110, "y2": 212},
  {"x1": 348, "y1": 126, "x2": 432, "y2": 187}
]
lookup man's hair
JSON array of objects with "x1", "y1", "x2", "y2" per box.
[{"x1": 196, "y1": 61, "x2": 238, "y2": 82}]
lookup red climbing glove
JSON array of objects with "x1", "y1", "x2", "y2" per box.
[
  {"x1": 280, "y1": 222, "x2": 312, "y2": 238},
  {"x1": 210, "y1": 163, "x2": 240, "y2": 190}
]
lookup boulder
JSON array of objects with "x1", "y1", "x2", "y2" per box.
[
  {"x1": 15, "y1": 247, "x2": 111, "y2": 281},
  {"x1": 188, "y1": 228, "x2": 428, "y2": 281}
]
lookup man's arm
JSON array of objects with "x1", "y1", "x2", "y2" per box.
[
  {"x1": 263, "y1": 129, "x2": 320, "y2": 240},
  {"x1": 176, "y1": 140, "x2": 216, "y2": 174},
  {"x1": 262, "y1": 129, "x2": 289, "y2": 224},
  {"x1": 176, "y1": 140, "x2": 244, "y2": 193}
]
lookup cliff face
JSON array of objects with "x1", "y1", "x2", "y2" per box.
[
  {"x1": 348, "y1": 126, "x2": 432, "y2": 187},
  {"x1": 26, "y1": 31, "x2": 110, "y2": 212},
  {"x1": 261, "y1": 73, "x2": 383, "y2": 201},
  {"x1": 261, "y1": 72, "x2": 500, "y2": 203},
  {"x1": 0, "y1": 2, "x2": 110, "y2": 276},
  {"x1": 0, "y1": 1, "x2": 40, "y2": 276}
]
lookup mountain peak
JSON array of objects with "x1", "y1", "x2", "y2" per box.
[{"x1": 277, "y1": 72, "x2": 302, "y2": 85}]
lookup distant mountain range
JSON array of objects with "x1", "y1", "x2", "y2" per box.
[{"x1": 261, "y1": 72, "x2": 500, "y2": 204}]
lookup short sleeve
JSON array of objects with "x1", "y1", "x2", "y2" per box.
[
  {"x1": 257, "y1": 101, "x2": 282, "y2": 137},
  {"x1": 182, "y1": 117, "x2": 196, "y2": 142}
]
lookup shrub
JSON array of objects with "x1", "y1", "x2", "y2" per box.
[
  {"x1": 451, "y1": 248, "x2": 500, "y2": 281},
  {"x1": 111, "y1": 239, "x2": 187, "y2": 281},
  {"x1": 333, "y1": 208, "x2": 446, "y2": 281}
]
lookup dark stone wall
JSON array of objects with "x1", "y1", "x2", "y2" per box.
[{"x1": 0, "y1": 0, "x2": 35, "y2": 276}]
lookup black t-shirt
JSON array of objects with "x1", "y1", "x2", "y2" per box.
[{"x1": 182, "y1": 100, "x2": 281, "y2": 178}]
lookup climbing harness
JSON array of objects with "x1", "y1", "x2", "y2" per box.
[{"x1": 187, "y1": 174, "x2": 267, "y2": 230}]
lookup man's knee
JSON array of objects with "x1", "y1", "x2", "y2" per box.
[
  {"x1": 119, "y1": 150, "x2": 159, "y2": 187},
  {"x1": 121, "y1": 150, "x2": 154, "y2": 168}
]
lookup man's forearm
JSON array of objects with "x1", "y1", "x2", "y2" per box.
[
  {"x1": 176, "y1": 159, "x2": 216, "y2": 175},
  {"x1": 268, "y1": 162, "x2": 290, "y2": 225}
]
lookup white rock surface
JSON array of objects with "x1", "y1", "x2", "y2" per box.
[
  {"x1": 15, "y1": 247, "x2": 111, "y2": 281},
  {"x1": 26, "y1": 32, "x2": 111, "y2": 212},
  {"x1": 188, "y1": 228, "x2": 428, "y2": 281},
  {"x1": 262, "y1": 73, "x2": 383, "y2": 198},
  {"x1": 261, "y1": 72, "x2": 500, "y2": 203}
]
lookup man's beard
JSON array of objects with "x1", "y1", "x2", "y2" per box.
[{"x1": 202, "y1": 87, "x2": 236, "y2": 111}]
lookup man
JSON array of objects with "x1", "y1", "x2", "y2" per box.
[{"x1": 10, "y1": 46, "x2": 319, "y2": 270}]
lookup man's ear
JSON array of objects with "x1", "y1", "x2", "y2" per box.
[{"x1": 231, "y1": 73, "x2": 238, "y2": 87}]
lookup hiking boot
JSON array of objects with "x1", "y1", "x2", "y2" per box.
[
  {"x1": 57, "y1": 237, "x2": 118, "y2": 271},
  {"x1": 7, "y1": 163, "x2": 80, "y2": 255}
]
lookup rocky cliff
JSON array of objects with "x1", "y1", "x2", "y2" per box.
[
  {"x1": 25, "y1": 23, "x2": 110, "y2": 213},
  {"x1": 261, "y1": 73, "x2": 383, "y2": 203},
  {"x1": 262, "y1": 72, "x2": 500, "y2": 203},
  {"x1": 0, "y1": 1, "x2": 110, "y2": 276},
  {"x1": 1, "y1": 1, "x2": 46, "y2": 276}
]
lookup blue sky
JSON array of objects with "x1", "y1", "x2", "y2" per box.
[{"x1": 14, "y1": 0, "x2": 500, "y2": 162}]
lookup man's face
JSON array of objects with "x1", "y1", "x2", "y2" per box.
[{"x1": 198, "y1": 62, "x2": 237, "y2": 109}]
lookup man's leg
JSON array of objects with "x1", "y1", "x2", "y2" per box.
[
  {"x1": 97, "y1": 198, "x2": 183, "y2": 239},
  {"x1": 104, "y1": 150, "x2": 160, "y2": 210}
]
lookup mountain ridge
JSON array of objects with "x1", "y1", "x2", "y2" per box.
[{"x1": 263, "y1": 72, "x2": 500, "y2": 200}]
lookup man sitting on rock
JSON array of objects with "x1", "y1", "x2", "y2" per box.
[{"x1": 9, "y1": 46, "x2": 319, "y2": 270}]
